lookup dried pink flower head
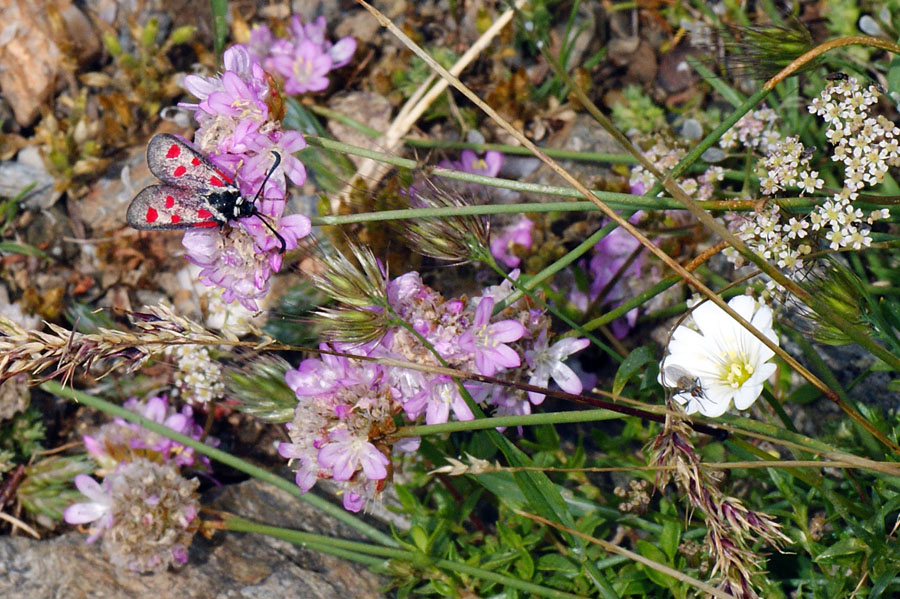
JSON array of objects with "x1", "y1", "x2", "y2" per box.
[{"x1": 66, "y1": 459, "x2": 200, "y2": 573}]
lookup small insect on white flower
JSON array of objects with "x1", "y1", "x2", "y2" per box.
[
  {"x1": 663, "y1": 364, "x2": 706, "y2": 401},
  {"x1": 658, "y1": 295, "x2": 779, "y2": 418}
]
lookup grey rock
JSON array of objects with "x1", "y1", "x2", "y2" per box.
[
  {"x1": 0, "y1": 160, "x2": 59, "y2": 210},
  {"x1": 0, "y1": 478, "x2": 387, "y2": 599}
]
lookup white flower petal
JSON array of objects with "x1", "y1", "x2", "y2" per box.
[
  {"x1": 64, "y1": 502, "x2": 108, "y2": 525},
  {"x1": 73, "y1": 474, "x2": 106, "y2": 503},
  {"x1": 550, "y1": 363, "x2": 582, "y2": 394}
]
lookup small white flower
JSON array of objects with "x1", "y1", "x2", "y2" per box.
[
  {"x1": 659, "y1": 295, "x2": 778, "y2": 418},
  {"x1": 525, "y1": 330, "x2": 590, "y2": 405}
]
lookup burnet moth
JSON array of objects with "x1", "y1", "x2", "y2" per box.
[{"x1": 126, "y1": 133, "x2": 287, "y2": 252}]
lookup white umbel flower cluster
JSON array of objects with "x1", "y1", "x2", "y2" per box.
[
  {"x1": 727, "y1": 77, "x2": 895, "y2": 282},
  {"x1": 170, "y1": 344, "x2": 225, "y2": 406},
  {"x1": 659, "y1": 295, "x2": 778, "y2": 418}
]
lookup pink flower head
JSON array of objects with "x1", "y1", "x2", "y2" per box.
[
  {"x1": 460, "y1": 150, "x2": 503, "y2": 177},
  {"x1": 285, "y1": 15, "x2": 356, "y2": 69},
  {"x1": 205, "y1": 70, "x2": 268, "y2": 123},
  {"x1": 84, "y1": 396, "x2": 213, "y2": 471},
  {"x1": 439, "y1": 150, "x2": 504, "y2": 178},
  {"x1": 246, "y1": 25, "x2": 276, "y2": 59},
  {"x1": 424, "y1": 375, "x2": 474, "y2": 425}
]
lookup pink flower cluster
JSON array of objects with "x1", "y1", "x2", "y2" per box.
[
  {"x1": 280, "y1": 270, "x2": 588, "y2": 511},
  {"x1": 179, "y1": 44, "x2": 315, "y2": 310},
  {"x1": 244, "y1": 15, "x2": 356, "y2": 94},
  {"x1": 64, "y1": 396, "x2": 211, "y2": 571},
  {"x1": 81, "y1": 395, "x2": 215, "y2": 472}
]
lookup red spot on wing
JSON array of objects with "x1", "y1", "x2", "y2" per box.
[
  {"x1": 165, "y1": 195, "x2": 175, "y2": 209},
  {"x1": 209, "y1": 176, "x2": 224, "y2": 187},
  {"x1": 215, "y1": 169, "x2": 234, "y2": 184},
  {"x1": 171, "y1": 214, "x2": 181, "y2": 224},
  {"x1": 173, "y1": 165, "x2": 187, "y2": 177},
  {"x1": 191, "y1": 157, "x2": 201, "y2": 166},
  {"x1": 166, "y1": 144, "x2": 181, "y2": 159},
  {"x1": 146, "y1": 207, "x2": 158, "y2": 223},
  {"x1": 192, "y1": 221, "x2": 219, "y2": 228},
  {"x1": 197, "y1": 209, "x2": 213, "y2": 219}
]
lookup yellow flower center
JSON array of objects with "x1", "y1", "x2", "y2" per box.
[{"x1": 720, "y1": 350, "x2": 754, "y2": 389}]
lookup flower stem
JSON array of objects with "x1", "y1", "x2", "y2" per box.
[
  {"x1": 765, "y1": 36, "x2": 900, "y2": 90},
  {"x1": 391, "y1": 408, "x2": 622, "y2": 437},
  {"x1": 307, "y1": 104, "x2": 640, "y2": 163}
]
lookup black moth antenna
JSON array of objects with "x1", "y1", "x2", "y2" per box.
[{"x1": 251, "y1": 152, "x2": 287, "y2": 253}]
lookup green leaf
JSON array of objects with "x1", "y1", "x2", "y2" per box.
[
  {"x1": 537, "y1": 554, "x2": 580, "y2": 574},
  {"x1": 787, "y1": 383, "x2": 821, "y2": 405},
  {"x1": 659, "y1": 519, "x2": 682, "y2": 562},
  {"x1": 635, "y1": 540, "x2": 677, "y2": 589},
  {"x1": 209, "y1": 0, "x2": 228, "y2": 60},
  {"x1": 283, "y1": 97, "x2": 356, "y2": 194},
  {"x1": 613, "y1": 346, "x2": 654, "y2": 396},
  {"x1": 815, "y1": 537, "x2": 869, "y2": 561},
  {"x1": 0, "y1": 241, "x2": 48, "y2": 259}
]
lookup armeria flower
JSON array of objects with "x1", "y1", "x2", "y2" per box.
[
  {"x1": 65, "y1": 459, "x2": 200, "y2": 573},
  {"x1": 270, "y1": 38, "x2": 334, "y2": 94},
  {"x1": 82, "y1": 396, "x2": 214, "y2": 472},
  {"x1": 243, "y1": 15, "x2": 356, "y2": 96},
  {"x1": 422, "y1": 375, "x2": 474, "y2": 425},
  {"x1": 280, "y1": 345, "x2": 398, "y2": 512},
  {"x1": 525, "y1": 330, "x2": 590, "y2": 404},
  {"x1": 458, "y1": 297, "x2": 526, "y2": 376},
  {"x1": 659, "y1": 295, "x2": 779, "y2": 417},
  {"x1": 571, "y1": 219, "x2": 644, "y2": 338},
  {"x1": 454, "y1": 149, "x2": 504, "y2": 178},
  {"x1": 288, "y1": 15, "x2": 357, "y2": 68},
  {"x1": 438, "y1": 150, "x2": 499, "y2": 177},
  {"x1": 490, "y1": 217, "x2": 534, "y2": 268},
  {"x1": 317, "y1": 429, "x2": 390, "y2": 482},
  {"x1": 177, "y1": 44, "x2": 313, "y2": 309}
]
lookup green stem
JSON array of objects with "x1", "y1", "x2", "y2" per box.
[
  {"x1": 306, "y1": 136, "x2": 682, "y2": 208},
  {"x1": 225, "y1": 516, "x2": 589, "y2": 599},
  {"x1": 582, "y1": 272, "x2": 680, "y2": 332},
  {"x1": 392, "y1": 408, "x2": 622, "y2": 438},
  {"x1": 41, "y1": 380, "x2": 398, "y2": 548},
  {"x1": 308, "y1": 105, "x2": 639, "y2": 163}
]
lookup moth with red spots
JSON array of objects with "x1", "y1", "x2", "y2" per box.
[{"x1": 127, "y1": 133, "x2": 286, "y2": 251}]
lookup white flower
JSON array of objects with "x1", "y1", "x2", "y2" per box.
[
  {"x1": 659, "y1": 295, "x2": 778, "y2": 417},
  {"x1": 525, "y1": 330, "x2": 590, "y2": 404}
]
